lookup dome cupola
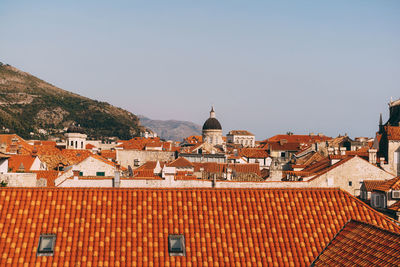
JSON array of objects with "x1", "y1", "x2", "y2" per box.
[{"x1": 202, "y1": 107, "x2": 222, "y2": 130}]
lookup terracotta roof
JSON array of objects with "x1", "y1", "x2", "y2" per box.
[
  {"x1": 183, "y1": 135, "x2": 203, "y2": 144},
  {"x1": 388, "y1": 201, "x2": 400, "y2": 212},
  {"x1": 0, "y1": 188, "x2": 399, "y2": 266},
  {"x1": 228, "y1": 130, "x2": 254, "y2": 136},
  {"x1": 267, "y1": 134, "x2": 331, "y2": 144},
  {"x1": 135, "y1": 161, "x2": 166, "y2": 171},
  {"x1": 374, "y1": 176, "x2": 400, "y2": 192},
  {"x1": 100, "y1": 150, "x2": 116, "y2": 161},
  {"x1": 295, "y1": 151, "x2": 326, "y2": 166},
  {"x1": 268, "y1": 141, "x2": 301, "y2": 151},
  {"x1": 386, "y1": 126, "x2": 400, "y2": 141},
  {"x1": 239, "y1": 148, "x2": 269, "y2": 158},
  {"x1": 7, "y1": 155, "x2": 36, "y2": 172},
  {"x1": 311, "y1": 220, "x2": 400, "y2": 266},
  {"x1": 85, "y1": 143, "x2": 96, "y2": 149},
  {"x1": 193, "y1": 162, "x2": 261, "y2": 176},
  {"x1": 362, "y1": 180, "x2": 388, "y2": 192},
  {"x1": 167, "y1": 157, "x2": 194, "y2": 168},
  {"x1": 0, "y1": 134, "x2": 32, "y2": 155},
  {"x1": 346, "y1": 146, "x2": 369, "y2": 158},
  {"x1": 60, "y1": 149, "x2": 92, "y2": 165},
  {"x1": 33, "y1": 170, "x2": 60, "y2": 187}
]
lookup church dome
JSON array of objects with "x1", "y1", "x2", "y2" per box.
[
  {"x1": 202, "y1": 118, "x2": 222, "y2": 130},
  {"x1": 202, "y1": 107, "x2": 222, "y2": 130}
]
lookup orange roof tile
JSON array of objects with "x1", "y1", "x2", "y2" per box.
[
  {"x1": 311, "y1": 220, "x2": 400, "y2": 266},
  {"x1": 228, "y1": 130, "x2": 254, "y2": 136},
  {"x1": 267, "y1": 134, "x2": 332, "y2": 144},
  {"x1": 7, "y1": 154, "x2": 36, "y2": 172},
  {"x1": 167, "y1": 157, "x2": 194, "y2": 168},
  {"x1": 362, "y1": 180, "x2": 389, "y2": 192},
  {"x1": 239, "y1": 148, "x2": 269, "y2": 158},
  {"x1": 388, "y1": 201, "x2": 400, "y2": 212},
  {"x1": 0, "y1": 134, "x2": 32, "y2": 155},
  {"x1": 100, "y1": 150, "x2": 116, "y2": 160},
  {"x1": 0, "y1": 188, "x2": 399, "y2": 266},
  {"x1": 33, "y1": 170, "x2": 60, "y2": 187},
  {"x1": 85, "y1": 143, "x2": 96, "y2": 149},
  {"x1": 386, "y1": 126, "x2": 400, "y2": 140},
  {"x1": 60, "y1": 149, "x2": 92, "y2": 165},
  {"x1": 374, "y1": 176, "x2": 400, "y2": 192},
  {"x1": 184, "y1": 135, "x2": 203, "y2": 144}
]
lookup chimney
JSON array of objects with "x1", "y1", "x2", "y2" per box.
[
  {"x1": 32, "y1": 147, "x2": 38, "y2": 157},
  {"x1": 114, "y1": 167, "x2": 120, "y2": 188},
  {"x1": 368, "y1": 149, "x2": 377, "y2": 164},
  {"x1": 73, "y1": 170, "x2": 80, "y2": 180}
]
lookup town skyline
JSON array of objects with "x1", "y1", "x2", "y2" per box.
[{"x1": 1, "y1": 0, "x2": 399, "y2": 138}]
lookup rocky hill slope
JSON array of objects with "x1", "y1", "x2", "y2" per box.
[
  {"x1": 0, "y1": 62, "x2": 142, "y2": 140},
  {"x1": 139, "y1": 115, "x2": 201, "y2": 141}
]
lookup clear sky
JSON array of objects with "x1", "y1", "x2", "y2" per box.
[{"x1": 1, "y1": 0, "x2": 399, "y2": 140}]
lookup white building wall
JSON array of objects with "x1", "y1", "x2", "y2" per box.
[
  {"x1": 0, "y1": 173, "x2": 37, "y2": 187},
  {"x1": 0, "y1": 159, "x2": 8, "y2": 173}
]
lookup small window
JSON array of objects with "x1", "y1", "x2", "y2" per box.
[
  {"x1": 37, "y1": 234, "x2": 56, "y2": 256},
  {"x1": 348, "y1": 181, "x2": 352, "y2": 186},
  {"x1": 168, "y1": 234, "x2": 185, "y2": 256},
  {"x1": 96, "y1": 172, "x2": 105, "y2": 176},
  {"x1": 79, "y1": 172, "x2": 83, "y2": 176},
  {"x1": 281, "y1": 152, "x2": 286, "y2": 158}
]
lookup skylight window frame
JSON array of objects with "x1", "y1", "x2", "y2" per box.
[
  {"x1": 168, "y1": 234, "x2": 186, "y2": 256},
  {"x1": 37, "y1": 234, "x2": 56, "y2": 256}
]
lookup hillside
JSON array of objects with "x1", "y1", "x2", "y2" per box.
[
  {"x1": 139, "y1": 115, "x2": 201, "y2": 141},
  {"x1": 0, "y1": 62, "x2": 143, "y2": 140}
]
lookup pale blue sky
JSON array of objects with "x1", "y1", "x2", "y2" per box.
[{"x1": 1, "y1": 1, "x2": 399, "y2": 139}]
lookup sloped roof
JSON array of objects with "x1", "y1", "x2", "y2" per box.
[
  {"x1": 193, "y1": 162, "x2": 261, "y2": 176},
  {"x1": 33, "y1": 170, "x2": 60, "y2": 187},
  {"x1": 100, "y1": 150, "x2": 116, "y2": 160},
  {"x1": 267, "y1": 134, "x2": 331, "y2": 144},
  {"x1": 0, "y1": 134, "x2": 32, "y2": 155},
  {"x1": 0, "y1": 188, "x2": 399, "y2": 266},
  {"x1": 362, "y1": 180, "x2": 388, "y2": 192},
  {"x1": 388, "y1": 201, "x2": 400, "y2": 212},
  {"x1": 374, "y1": 176, "x2": 400, "y2": 192},
  {"x1": 386, "y1": 126, "x2": 400, "y2": 140},
  {"x1": 295, "y1": 151, "x2": 326, "y2": 166},
  {"x1": 167, "y1": 157, "x2": 194, "y2": 168},
  {"x1": 311, "y1": 220, "x2": 400, "y2": 266},
  {"x1": 239, "y1": 148, "x2": 269, "y2": 158},
  {"x1": 268, "y1": 142, "x2": 301, "y2": 151},
  {"x1": 8, "y1": 155, "x2": 36, "y2": 172},
  {"x1": 60, "y1": 149, "x2": 92, "y2": 165},
  {"x1": 228, "y1": 130, "x2": 254, "y2": 136}
]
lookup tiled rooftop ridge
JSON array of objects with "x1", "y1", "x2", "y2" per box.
[
  {"x1": 0, "y1": 187, "x2": 399, "y2": 266},
  {"x1": 311, "y1": 219, "x2": 400, "y2": 266}
]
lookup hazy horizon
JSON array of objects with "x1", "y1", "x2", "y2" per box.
[{"x1": 1, "y1": 0, "x2": 399, "y2": 140}]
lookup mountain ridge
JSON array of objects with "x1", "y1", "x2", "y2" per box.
[
  {"x1": 0, "y1": 62, "x2": 143, "y2": 140},
  {"x1": 139, "y1": 115, "x2": 201, "y2": 141}
]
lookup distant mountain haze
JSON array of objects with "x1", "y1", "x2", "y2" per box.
[{"x1": 139, "y1": 115, "x2": 201, "y2": 141}]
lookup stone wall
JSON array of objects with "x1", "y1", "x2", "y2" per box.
[
  {"x1": 0, "y1": 173, "x2": 37, "y2": 187},
  {"x1": 116, "y1": 150, "x2": 175, "y2": 168},
  {"x1": 306, "y1": 156, "x2": 394, "y2": 195}
]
